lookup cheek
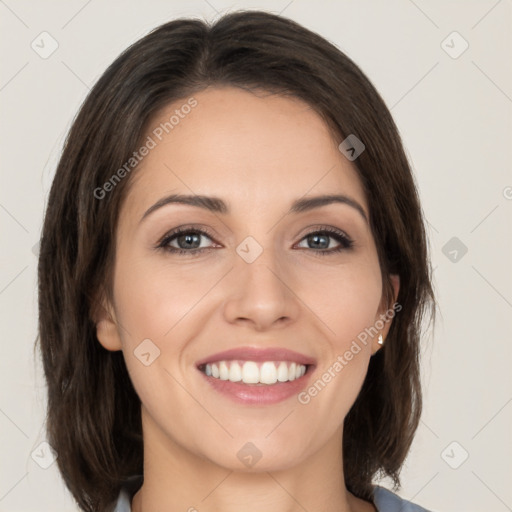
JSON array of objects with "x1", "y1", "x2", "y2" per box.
[
  {"x1": 299, "y1": 256, "x2": 382, "y2": 347},
  {"x1": 112, "y1": 252, "x2": 215, "y2": 344},
  {"x1": 110, "y1": 254, "x2": 206, "y2": 410},
  {"x1": 296, "y1": 258, "x2": 382, "y2": 414},
  {"x1": 110, "y1": 251, "x2": 225, "y2": 396}
]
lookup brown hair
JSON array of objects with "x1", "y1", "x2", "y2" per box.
[{"x1": 37, "y1": 10, "x2": 435, "y2": 511}]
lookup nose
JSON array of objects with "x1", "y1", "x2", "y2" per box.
[{"x1": 222, "y1": 247, "x2": 301, "y2": 331}]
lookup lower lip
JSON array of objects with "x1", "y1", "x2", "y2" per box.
[{"x1": 199, "y1": 368, "x2": 314, "y2": 405}]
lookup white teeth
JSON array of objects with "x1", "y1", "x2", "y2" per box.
[
  {"x1": 242, "y1": 361, "x2": 259, "y2": 384},
  {"x1": 202, "y1": 360, "x2": 307, "y2": 385},
  {"x1": 229, "y1": 361, "x2": 242, "y2": 382},
  {"x1": 260, "y1": 361, "x2": 277, "y2": 384},
  {"x1": 219, "y1": 361, "x2": 229, "y2": 380},
  {"x1": 288, "y1": 362, "x2": 296, "y2": 381},
  {"x1": 277, "y1": 361, "x2": 289, "y2": 382}
]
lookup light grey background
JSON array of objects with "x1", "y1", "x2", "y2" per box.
[{"x1": 1, "y1": 1, "x2": 511, "y2": 511}]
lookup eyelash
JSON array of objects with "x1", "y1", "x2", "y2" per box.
[{"x1": 156, "y1": 225, "x2": 354, "y2": 257}]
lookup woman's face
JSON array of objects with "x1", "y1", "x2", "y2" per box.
[{"x1": 97, "y1": 86, "x2": 398, "y2": 471}]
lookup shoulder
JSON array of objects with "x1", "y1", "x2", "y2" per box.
[
  {"x1": 114, "y1": 487, "x2": 131, "y2": 512},
  {"x1": 113, "y1": 475, "x2": 143, "y2": 512},
  {"x1": 372, "y1": 485, "x2": 434, "y2": 512}
]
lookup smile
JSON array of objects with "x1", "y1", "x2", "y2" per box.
[
  {"x1": 196, "y1": 346, "x2": 315, "y2": 404},
  {"x1": 201, "y1": 360, "x2": 308, "y2": 384}
]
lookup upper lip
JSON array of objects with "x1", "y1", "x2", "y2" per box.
[{"x1": 196, "y1": 346, "x2": 317, "y2": 367}]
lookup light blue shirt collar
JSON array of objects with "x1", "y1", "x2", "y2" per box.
[{"x1": 113, "y1": 477, "x2": 433, "y2": 512}]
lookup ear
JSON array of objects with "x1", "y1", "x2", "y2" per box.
[
  {"x1": 90, "y1": 290, "x2": 123, "y2": 352},
  {"x1": 372, "y1": 274, "x2": 400, "y2": 355}
]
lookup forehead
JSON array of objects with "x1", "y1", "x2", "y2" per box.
[{"x1": 123, "y1": 86, "x2": 367, "y2": 217}]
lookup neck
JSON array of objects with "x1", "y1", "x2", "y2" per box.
[{"x1": 131, "y1": 407, "x2": 376, "y2": 512}]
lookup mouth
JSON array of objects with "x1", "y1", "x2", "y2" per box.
[
  {"x1": 196, "y1": 347, "x2": 316, "y2": 404},
  {"x1": 199, "y1": 360, "x2": 308, "y2": 384}
]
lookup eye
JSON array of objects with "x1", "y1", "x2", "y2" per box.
[
  {"x1": 157, "y1": 226, "x2": 219, "y2": 255},
  {"x1": 295, "y1": 227, "x2": 354, "y2": 255}
]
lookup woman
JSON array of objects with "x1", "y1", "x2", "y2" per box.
[{"x1": 37, "y1": 10, "x2": 435, "y2": 512}]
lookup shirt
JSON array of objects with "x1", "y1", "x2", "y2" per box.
[{"x1": 113, "y1": 475, "x2": 433, "y2": 511}]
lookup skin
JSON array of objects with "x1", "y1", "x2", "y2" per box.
[{"x1": 96, "y1": 86, "x2": 399, "y2": 512}]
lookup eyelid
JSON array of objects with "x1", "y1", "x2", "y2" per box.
[
  {"x1": 294, "y1": 224, "x2": 352, "y2": 242},
  {"x1": 156, "y1": 224, "x2": 220, "y2": 247}
]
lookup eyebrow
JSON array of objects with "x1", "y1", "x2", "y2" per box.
[{"x1": 140, "y1": 193, "x2": 368, "y2": 223}]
